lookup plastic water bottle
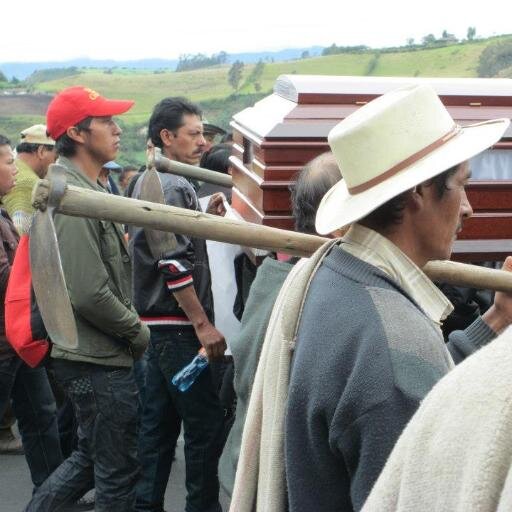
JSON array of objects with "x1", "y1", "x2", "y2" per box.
[{"x1": 172, "y1": 350, "x2": 209, "y2": 392}]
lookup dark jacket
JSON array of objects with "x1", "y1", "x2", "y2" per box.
[
  {"x1": 129, "y1": 170, "x2": 213, "y2": 328},
  {"x1": 51, "y1": 157, "x2": 149, "y2": 367},
  {"x1": 0, "y1": 209, "x2": 19, "y2": 360}
]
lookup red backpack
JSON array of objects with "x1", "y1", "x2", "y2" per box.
[{"x1": 5, "y1": 234, "x2": 49, "y2": 367}]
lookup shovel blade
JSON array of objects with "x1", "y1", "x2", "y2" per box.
[
  {"x1": 139, "y1": 168, "x2": 177, "y2": 259},
  {"x1": 30, "y1": 209, "x2": 79, "y2": 350}
]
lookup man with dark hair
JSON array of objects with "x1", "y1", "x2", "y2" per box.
[
  {"x1": 4, "y1": 128, "x2": 84, "y2": 497},
  {"x1": 26, "y1": 86, "x2": 150, "y2": 512},
  {"x1": 197, "y1": 143, "x2": 233, "y2": 200},
  {"x1": 0, "y1": 135, "x2": 65, "y2": 496},
  {"x1": 147, "y1": 97, "x2": 205, "y2": 165},
  {"x1": 132, "y1": 97, "x2": 225, "y2": 512},
  {"x1": 284, "y1": 84, "x2": 512, "y2": 512},
  {"x1": 3, "y1": 124, "x2": 56, "y2": 234}
]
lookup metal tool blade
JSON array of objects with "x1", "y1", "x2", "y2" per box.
[
  {"x1": 139, "y1": 168, "x2": 177, "y2": 259},
  {"x1": 29, "y1": 209, "x2": 79, "y2": 350}
]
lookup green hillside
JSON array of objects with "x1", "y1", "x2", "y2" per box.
[
  {"x1": 30, "y1": 38, "x2": 499, "y2": 115},
  {"x1": 2, "y1": 35, "x2": 511, "y2": 165}
]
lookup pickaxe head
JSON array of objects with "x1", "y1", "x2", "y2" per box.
[
  {"x1": 138, "y1": 167, "x2": 177, "y2": 258},
  {"x1": 30, "y1": 164, "x2": 79, "y2": 350}
]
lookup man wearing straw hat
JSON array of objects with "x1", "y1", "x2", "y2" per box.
[{"x1": 285, "y1": 84, "x2": 512, "y2": 511}]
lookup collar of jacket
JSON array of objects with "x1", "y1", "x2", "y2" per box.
[
  {"x1": 56, "y1": 156, "x2": 105, "y2": 192},
  {"x1": 56, "y1": 156, "x2": 128, "y2": 251}
]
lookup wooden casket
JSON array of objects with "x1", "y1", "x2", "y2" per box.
[{"x1": 230, "y1": 75, "x2": 512, "y2": 262}]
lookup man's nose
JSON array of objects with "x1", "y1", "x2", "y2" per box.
[
  {"x1": 461, "y1": 188, "x2": 473, "y2": 219},
  {"x1": 113, "y1": 121, "x2": 122, "y2": 135}
]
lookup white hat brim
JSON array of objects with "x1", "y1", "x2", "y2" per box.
[{"x1": 315, "y1": 118, "x2": 510, "y2": 235}]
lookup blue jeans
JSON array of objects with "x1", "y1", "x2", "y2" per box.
[
  {"x1": 0, "y1": 356, "x2": 62, "y2": 489},
  {"x1": 136, "y1": 329, "x2": 225, "y2": 512},
  {"x1": 25, "y1": 360, "x2": 140, "y2": 512}
]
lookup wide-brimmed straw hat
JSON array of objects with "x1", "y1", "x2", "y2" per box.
[{"x1": 315, "y1": 84, "x2": 510, "y2": 235}]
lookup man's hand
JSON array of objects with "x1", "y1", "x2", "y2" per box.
[
  {"x1": 482, "y1": 256, "x2": 512, "y2": 333},
  {"x1": 195, "y1": 321, "x2": 227, "y2": 360},
  {"x1": 130, "y1": 322, "x2": 151, "y2": 360},
  {"x1": 205, "y1": 193, "x2": 227, "y2": 216},
  {"x1": 173, "y1": 285, "x2": 226, "y2": 359}
]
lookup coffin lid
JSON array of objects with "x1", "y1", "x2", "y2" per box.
[{"x1": 232, "y1": 75, "x2": 512, "y2": 142}]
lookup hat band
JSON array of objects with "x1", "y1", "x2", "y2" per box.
[{"x1": 348, "y1": 124, "x2": 461, "y2": 195}]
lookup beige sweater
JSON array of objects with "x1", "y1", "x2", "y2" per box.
[{"x1": 362, "y1": 328, "x2": 512, "y2": 512}]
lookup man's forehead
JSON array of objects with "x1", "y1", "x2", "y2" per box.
[
  {"x1": 92, "y1": 115, "x2": 113, "y2": 122},
  {"x1": 180, "y1": 114, "x2": 203, "y2": 130}
]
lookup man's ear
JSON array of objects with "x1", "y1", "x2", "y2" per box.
[
  {"x1": 160, "y1": 129, "x2": 175, "y2": 147},
  {"x1": 66, "y1": 126, "x2": 85, "y2": 144},
  {"x1": 36, "y1": 145, "x2": 45, "y2": 159},
  {"x1": 405, "y1": 187, "x2": 423, "y2": 213}
]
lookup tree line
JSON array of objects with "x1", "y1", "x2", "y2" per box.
[
  {"x1": 176, "y1": 52, "x2": 228, "y2": 72},
  {"x1": 323, "y1": 27, "x2": 479, "y2": 56}
]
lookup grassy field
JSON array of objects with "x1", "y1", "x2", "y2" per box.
[{"x1": 1, "y1": 36, "x2": 510, "y2": 165}]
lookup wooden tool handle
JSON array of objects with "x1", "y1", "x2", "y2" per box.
[
  {"x1": 37, "y1": 181, "x2": 323, "y2": 257},
  {"x1": 32, "y1": 179, "x2": 512, "y2": 292},
  {"x1": 151, "y1": 149, "x2": 233, "y2": 188},
  {"x1": 425, "y1": 260, "x2": 512, "y2": 293}
]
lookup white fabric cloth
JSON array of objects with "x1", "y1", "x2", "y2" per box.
[
  {"x1": 470, "y1": 149, "x2": 512, "y2": 180},
  {"x1": 362, "y1": 327, "x2": 512, "y2": 512},
  {"x1": 199, "y1": 196, "x2": 242, "y2": 353}
]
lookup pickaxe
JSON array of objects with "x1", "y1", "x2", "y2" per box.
[
  {"x1": 148, "y1": 147, "x2": 233, "y2": 188},
  {"x1": 30, "y1": 165, "x2": 512, "y2": 350}
]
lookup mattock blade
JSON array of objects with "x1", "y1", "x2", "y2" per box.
[
  {"x1": 30, "y1": 194, "x2": 79, "y2": 350},
  {"x1": 139, "y1": 168, "x2": 178, "y2": 259}
]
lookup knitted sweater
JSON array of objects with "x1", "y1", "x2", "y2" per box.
[
  {"x1": 219, "y1": 257, "x2": 293, "y2": 496},
  {"x1": 286, "y1": 245, "x2": 495, "y2": 512},
  {"x1": 362, "y1": 328, "x2": 512, "y2": 512}
]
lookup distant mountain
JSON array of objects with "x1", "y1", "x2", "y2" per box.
[
  {"x1": 0, "y1": 47, "x2": 324, "y2": 80},
  {"x1": 0, "y1": 58, "x2": 179, "y2": 81},
  {"x1": 226, "y1": 46, "x2": 324, "y2": 64}
]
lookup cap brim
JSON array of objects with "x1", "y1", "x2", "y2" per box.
[
  {"x1": 102, "y1": 161, "x2": 122, "y2": 170},
  {"x1": 315, "y1": 118, "x2": 510, "y2": 235},
  {"x1": 92, "y1": 99, "x2": 134, "y2": 117}
]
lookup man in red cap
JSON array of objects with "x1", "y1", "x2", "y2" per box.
[{"x1": 26, "y1": 87, "x2": 150, "y2": 512}]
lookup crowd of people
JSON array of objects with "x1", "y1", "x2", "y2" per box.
[{"x1": 0, "y1": 82, "x2": 512, "y2": 512}]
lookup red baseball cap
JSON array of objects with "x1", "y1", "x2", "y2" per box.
[{"x1": 46, "y1": 86, "x2": 134, "y2": 140}]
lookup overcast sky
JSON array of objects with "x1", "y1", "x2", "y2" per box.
[{"x1": 1, "y1": 0, "x2": 510, "y2": 62}]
